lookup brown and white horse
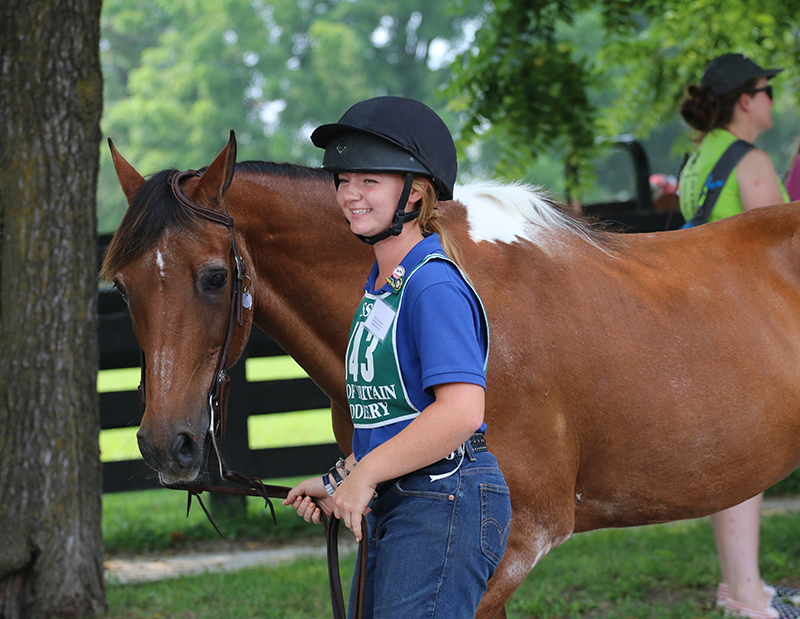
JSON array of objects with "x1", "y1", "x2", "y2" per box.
[{"x1": 101, "y1": 133, "x2": 800, "y2": 618}]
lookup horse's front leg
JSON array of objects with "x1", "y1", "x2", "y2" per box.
[{"x1": 476, "y1": 496, "x2": 575, "y2": 619}]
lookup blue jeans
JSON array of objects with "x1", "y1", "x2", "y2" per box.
[{"x1": 348, "y1": 448, "x2": 511, "y2": 619}]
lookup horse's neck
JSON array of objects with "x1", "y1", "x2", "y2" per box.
[{"x1": 229, "y1": 170, "x2": 373, "y2": 400}]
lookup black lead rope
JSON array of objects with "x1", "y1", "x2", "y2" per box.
[{"x1": 167, "y1": 476, "x2": 368, "y2": 619}]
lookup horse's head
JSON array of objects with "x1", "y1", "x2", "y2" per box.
[{"x1": 101, "y1": 133, "x2": 254, "y2": 484}]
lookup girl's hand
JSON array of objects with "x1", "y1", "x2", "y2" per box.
[
  {"x1": 283, "y1": 476, "x2": 333, "y2": 525},
  {"x1": 331, "y1": 468, "x2": 376, "y2": 542}
]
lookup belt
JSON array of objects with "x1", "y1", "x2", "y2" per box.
[
  {"x1": 466, "y1": 431, "x2": 488, "y2": 454},
  {"x1": 373, "y1": 432, "x2": 488, "y2": 498}
]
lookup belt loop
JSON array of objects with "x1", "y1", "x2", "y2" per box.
[{"x1": 464, "y1": 436, "x2": 477, "y2": 462}]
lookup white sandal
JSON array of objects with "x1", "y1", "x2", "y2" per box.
[{"x1": 717, "y1": 583, "x2": 800, "y2": 619}]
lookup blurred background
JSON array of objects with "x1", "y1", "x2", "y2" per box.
[{"x1": 97, "y1": 0, "x2": 800, "y2": 234}]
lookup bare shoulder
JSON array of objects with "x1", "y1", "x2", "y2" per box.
[
  {"x1": 739, "y1": 147, "x2": 778, "y2": 174},
  {"x1": 736, "y1": 148, "x2": 785, "y2": 210}
]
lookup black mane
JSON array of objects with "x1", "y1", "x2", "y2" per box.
[
  {"x1": 235, "y1": 160, "x2": 332, "y2": 182},
  {"x1": 100, "y1": 160, "x2": 334, "y2": 281},
  {"x1": 100, "y1": 168, "x2": 202, "y2": 280}
]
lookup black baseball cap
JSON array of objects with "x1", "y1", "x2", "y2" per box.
[{"x1": 701, "y1": 53, "x2": 783, "y2": 96}]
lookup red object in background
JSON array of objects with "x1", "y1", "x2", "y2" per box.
[{"x1": 650, "y1": 173, "x2": 679, "y2": 211}]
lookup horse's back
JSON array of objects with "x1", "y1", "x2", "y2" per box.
[{"x1": 456, "y1": 199, "x2": 800, "y2": 531}]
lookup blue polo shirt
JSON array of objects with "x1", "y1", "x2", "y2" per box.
[{"x1": 350, "y1": 234, "x2": 489, "y2": 460}]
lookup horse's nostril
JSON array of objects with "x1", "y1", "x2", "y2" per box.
[{"x1": 172, "y1": 433, "x2": 199, "y2": 467}]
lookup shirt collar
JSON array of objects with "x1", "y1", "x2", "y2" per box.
[{"x1": 364, "y1": 233, "x2": 444, "y2": 294}]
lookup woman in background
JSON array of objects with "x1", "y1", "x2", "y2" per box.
[{"x1": 680, "y1": 53, "x2": 796, "y2": 619}]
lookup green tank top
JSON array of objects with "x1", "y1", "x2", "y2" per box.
[{"x1": 679, "y1": 128, "x2": 788, "y2": 223}]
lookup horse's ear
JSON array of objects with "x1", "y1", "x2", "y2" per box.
[
  {"x1": 108, "y1": 138, "x2": 145, "y2": 205},
  {"x1": 195, "y1": 130, "x2": 237, "y2": 208}
]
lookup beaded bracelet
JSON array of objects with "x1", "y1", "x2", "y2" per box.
[{"x1": 322, "y1": 474, "x2": 336, "y2": 497}]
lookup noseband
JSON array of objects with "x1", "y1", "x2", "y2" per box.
[{"x1": 135, "y1": 169, "x2": 366, "y2": 619}]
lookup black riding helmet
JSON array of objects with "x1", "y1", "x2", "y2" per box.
[{"x1": 311, "y1": 96, "x2": 457, "y2": 245}]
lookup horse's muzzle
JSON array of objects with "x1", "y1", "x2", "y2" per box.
[{"x1": 137, "y1": 425, "x2": 208, "y2": 483}]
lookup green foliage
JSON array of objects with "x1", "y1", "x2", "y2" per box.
[
  {"x1": 98, "y1": 0, "x2": 485, "y2": 232},
  {"x1": 448, "y1": 0, "x2": 603, "y2": 180},
  {"x1": 98, "y1": 0, "x2": 800, "y2": 223},
  {"x1": 449, "y1": 0, "x2": 800, "y2": 184}
]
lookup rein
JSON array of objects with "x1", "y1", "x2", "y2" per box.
[
  {"x1": 166, "y1": 477, "x2": 368, "y2": 619},
  {"x1": 134, "y1": 170, "x2": 367, "y2": 619}
]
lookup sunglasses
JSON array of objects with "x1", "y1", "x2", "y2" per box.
[{"x1": 750, "y1": 85, "x2": 774, "y2": 100}]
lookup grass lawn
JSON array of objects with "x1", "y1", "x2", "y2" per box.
[
  {"x1": 102, "y1": 509, "x2": 800, "y2": 619},
  {"x1": 105, "y1": 555, "x2": 346, "y2": 619}
]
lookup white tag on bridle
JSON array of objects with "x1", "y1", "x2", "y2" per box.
[{"x1": 242, "y1": 291, "x2": 253, "y2": 309}]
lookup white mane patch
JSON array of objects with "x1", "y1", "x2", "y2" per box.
[{"x1": 454, "y1": 180, "x2": 598, "y2": 249}]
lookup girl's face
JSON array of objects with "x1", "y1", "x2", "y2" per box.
[
  {"x1": 336, "y1": 172, "x2": 421, "y2": 239},
  {"x1": 747, "y1": 77, "x2": 774, "y2": 132}
]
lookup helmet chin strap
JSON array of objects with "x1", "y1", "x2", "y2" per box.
[{"x1": 350, "y1": 173, "x2": 420, "y2": 246}]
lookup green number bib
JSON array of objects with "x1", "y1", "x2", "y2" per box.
[{"x1": 345, "y1": 253, "x2": 487, "y2": 429}]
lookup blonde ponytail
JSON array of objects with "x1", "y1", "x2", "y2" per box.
[{"x1": 412, "y1": 177, "x2": 469, "y2": 278}]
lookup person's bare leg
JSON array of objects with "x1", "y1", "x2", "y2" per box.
[{"x1": 711, "y1": 493, "x2": 772, "y2": 611}]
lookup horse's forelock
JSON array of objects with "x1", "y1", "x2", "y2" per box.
[{"x1": 100, "y1": 168, "x2": 202, "y2": 281}]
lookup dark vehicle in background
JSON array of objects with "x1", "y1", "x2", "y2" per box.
[{"x1": 576, "y1": 135, "x2": 685, "y2": 233}]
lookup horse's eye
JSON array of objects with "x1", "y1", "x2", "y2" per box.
[
  {"x1": 206, "y1": 272, "x2": 227, "y2": 291},
  {"x1": 113, "y1": 281, "x2": 127, "y2": 301}
]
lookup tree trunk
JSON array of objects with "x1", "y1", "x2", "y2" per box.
[{"x1": 0, "y1": 0, "x2": 105, "y2": 617}]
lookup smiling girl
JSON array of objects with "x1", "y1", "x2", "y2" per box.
[{"x1": 284, "y1": 96, "x2": 511, "y2": 619}]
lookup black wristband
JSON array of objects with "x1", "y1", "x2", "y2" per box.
[{"x1": 328, "y1": 464, "x2": 345, "y2": 487}]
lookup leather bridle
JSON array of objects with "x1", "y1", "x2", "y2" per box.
[
  {"x1": 135, "y1": 169, "x2": 367, "y2": 619},
  {"x1": 170, "y1": 169, "x2": 248, "y2": 479}
]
